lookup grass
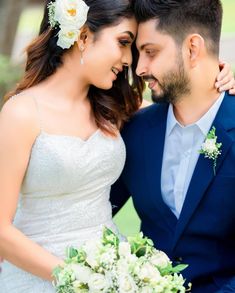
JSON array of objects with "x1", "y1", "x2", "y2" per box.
[{"x1": 114, "y1": 198, "x2": 140, "y2": 236}]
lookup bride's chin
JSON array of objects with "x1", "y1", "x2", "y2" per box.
[{"x1": 100, "y1": 83, "x2": 114, "y2": 90}]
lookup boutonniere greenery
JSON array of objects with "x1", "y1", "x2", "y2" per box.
[{"x1": 199, "y1": 126, "x2": 222, "y2": 175}]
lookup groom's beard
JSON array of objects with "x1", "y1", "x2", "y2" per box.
[{"x1": 144, "y1": 58, "x2": 191, "y2": 104}]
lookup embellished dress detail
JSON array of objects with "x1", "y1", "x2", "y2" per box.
[{"x1": 0, "y1": 99, "x2": 126, "y2": 292}]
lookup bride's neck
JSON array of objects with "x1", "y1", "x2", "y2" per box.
[{"x1": 44, "y1": 67, "x2": 89, "y2": 102}]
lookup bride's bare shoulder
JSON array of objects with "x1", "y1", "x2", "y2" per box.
[
  {"x1": 0, "y1": 93, "x2": 39, "y2": 140},
  {"x1": 1, "y1": 93, "x2": 36, "y2": 120}
]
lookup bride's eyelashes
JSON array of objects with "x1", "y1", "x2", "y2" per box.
[{"x1": 119, "y1": 39, "x2": 132, "y2": 47}]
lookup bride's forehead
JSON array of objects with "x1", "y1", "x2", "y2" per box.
[{"x1": 99, "y1": 18, "x2": 137, "y2": 35}]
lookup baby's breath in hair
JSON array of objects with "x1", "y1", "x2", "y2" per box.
[{"x1": 48, "y1": 2, "x2": 58, "y2": 28}]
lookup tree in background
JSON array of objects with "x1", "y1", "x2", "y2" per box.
[
  {"x1": 0, "y1": 0, "x2": 42, "y2": 103},
  {"x1": 0, "y1": 0, "x2": 29, "y2": 56}
]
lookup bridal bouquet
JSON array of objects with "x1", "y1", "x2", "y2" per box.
[{"x1": 53, "y1": 228, "x2": 190, "y2": 293}]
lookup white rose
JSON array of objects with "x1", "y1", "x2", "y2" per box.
[
  {"x1": 118, "y1": 274, "x2": 137, "y2": 293},
  {"x1": 117, "y1": 259, "x2": 130, "y2": 275},
  {"x1": 202, "y1": 138, "x2": 217, "y2": 153},
  {"x1": 83, "y1": 239, "x2": 101, "y2": 255},
  {"x1": 54, "y1": 0, "x2": 89, "y2": 29},
  {"x1": 57, "y1": 26, "x2": 80, "y2": 49},
  {"x1": 71, "y1": 264, "x2": 92, "y2": 283},
  {"x1": 83, "y1": 240, "x2": 101, "y2": 269},
  {"x1": 150, "y1": 251, "x2": 170, "y2": 269},
  {"x1": 138, "y1": 263, "x2": 161, "y2": 283},
  {"x1": 88, "y1": 273, "x2": 109, "y2": 292},
  {"x1": 118, "y1": 242, "x2": 131, "y2": 258}
]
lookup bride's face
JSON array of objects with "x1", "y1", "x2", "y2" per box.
[{"x1": 81, "y1": 17, "x2": 137, "y2": 89}]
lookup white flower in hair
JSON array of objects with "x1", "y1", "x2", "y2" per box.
[
  {"x1": 48, "y1": 0, "x2": 89, "y2": 49},
  {"x1": 57, "y1": 25, "x2": 80, "y2": 49},
  {"x1": 54, "y1": 0, "x2": 89, "y2": 28}
]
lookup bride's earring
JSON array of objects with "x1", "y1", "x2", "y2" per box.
[{"x1": 79, "y1": 45, "x2": 85, "y2": 65}]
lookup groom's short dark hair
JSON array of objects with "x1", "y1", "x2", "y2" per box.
[{"x1": 134, "y1": 0, "x2": 223, "y2": 56}]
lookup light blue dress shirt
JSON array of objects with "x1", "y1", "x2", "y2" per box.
[{"x1": 161, "y1": 92, "x2": 225, "y2": 218}]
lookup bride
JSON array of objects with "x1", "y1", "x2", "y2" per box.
[
  {"x1": 0, "y1": 0, "x2": 143, "y2": 291},
  {"x1": 0, "y1": 0, "x2": 233, "y2": 291}
]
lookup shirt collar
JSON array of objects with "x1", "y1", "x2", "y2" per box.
[
  {"x1": 166, "y1": 103, "x2": 179, "y2": 137},
  {"x1": 166, "y1": 92, "x2": 225, "y2": 137},
  {"x1": 196, "y1": 92, "x2": 225, "y2": 136}
]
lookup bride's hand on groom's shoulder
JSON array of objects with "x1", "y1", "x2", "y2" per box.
[{"x1": 217, "y1": 61, "x2": 235, "y2": 94}]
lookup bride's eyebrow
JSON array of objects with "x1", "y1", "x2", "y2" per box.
[{"x1": 121, "y1": 31, "x2": 135, "y2": 40}]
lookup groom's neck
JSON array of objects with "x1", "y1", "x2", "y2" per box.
[{"x1": 173, "y1": 61, "x2": 221, "y2": 126}]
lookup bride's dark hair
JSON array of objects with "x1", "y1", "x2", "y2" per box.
[{"x1": 5, "y1": 0, "x2": 144, "y2": 135}]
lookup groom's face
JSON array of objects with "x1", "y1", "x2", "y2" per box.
[{"x1": 136, "y1": 19, "x2": 191, "y2": 104}]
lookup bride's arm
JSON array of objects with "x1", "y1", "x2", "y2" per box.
[{"x1": 0, "y1": 97, "x2": 62, "y2": 281}]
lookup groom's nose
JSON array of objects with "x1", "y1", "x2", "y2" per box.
[{"x1": 136, "y1": 55, "x2": 148, "y2": 77}]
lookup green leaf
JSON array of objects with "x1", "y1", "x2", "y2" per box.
[
  {"x1": 159, "y1": 263, "x2": 188, "y2": 276},
  {"x1": 52, "y1": 266, "x2": 63, "y2": 279},
  {"x1": 66, "y1": 247, "x2": 78, "y2": 259},
  {"x1": 171, "y1": 264, "x2": 188, "y2": 272},
  {"x1": 128, "y1": 232, "x2": 154, "y2": 256},
  {"x1": 135, "y1": 246, "x2": 147, "y2": 257},
  {"x1": 102, "y1": 227, "x2": 119, "y2": 247}
]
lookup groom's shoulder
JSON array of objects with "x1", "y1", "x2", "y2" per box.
[
  {"x1": 121, "y1": 103, "x2": 167, "y2": 139},
  {"x1": 224, "y1": 92, "x2": 235, "y2": 109},
  {"x1": 125, "y1": 103, "x2": 166, "y2": 128},
  {"x1": 219, "y1": 92, "x2": 235, "y2": 123},
  {"x1": 220, "y1": 93, "x2": 235, "y2": 136}
]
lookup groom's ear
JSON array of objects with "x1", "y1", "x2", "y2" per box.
[{"x1": 184, "y1": 34, "x2": 205, "y2": 67}]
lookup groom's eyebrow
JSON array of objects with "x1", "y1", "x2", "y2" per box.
[{"x1": 138, "y1": 43, "x2": 155, "y2": 51}]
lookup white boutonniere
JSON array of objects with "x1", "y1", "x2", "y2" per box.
[{"x1": 199, "y1": 126, "x2": 222, "y2": 175}]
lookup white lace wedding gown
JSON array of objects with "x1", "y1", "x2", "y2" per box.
[{"x1": 0, "y1": 106, "x2": 126, "y2": 292}]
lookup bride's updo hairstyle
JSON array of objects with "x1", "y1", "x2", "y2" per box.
[{"x1": 5, "y1": 0, "x2": 144, "y2": 135}]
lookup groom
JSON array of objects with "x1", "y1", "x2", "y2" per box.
[{"x1": 111, "y1": 0, "x2": 235, "y2": 292}]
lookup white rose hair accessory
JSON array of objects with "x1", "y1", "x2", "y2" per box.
[{"x1": 48, "y1": 0, "x2": 89, "y2": 49}]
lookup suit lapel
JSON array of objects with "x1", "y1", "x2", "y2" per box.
[
  {"x1": 144, "y1": 103, "x2": 178, "y2": 229},
  {"x1": 172, "y1": 93, "x2": 234, "y2": 248}
]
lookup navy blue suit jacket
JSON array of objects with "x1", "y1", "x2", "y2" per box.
[{"x1": 110, "y1": 92, "x2": 235, "y2": 293}]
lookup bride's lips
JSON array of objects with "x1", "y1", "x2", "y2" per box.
[{"x1": 111, "y1": 67, "x2": 122, "y2": 80}]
